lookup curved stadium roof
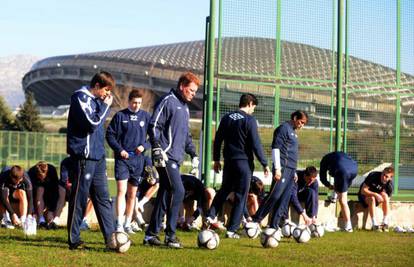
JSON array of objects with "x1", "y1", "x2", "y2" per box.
[{"x1": 23, "y1": 38, "x2": 414, "y2": 109}]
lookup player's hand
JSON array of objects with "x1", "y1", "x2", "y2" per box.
[
  {"x1": 263, "y1": 166, "x2": 270, "y2": 177},
  {"x1": 12, "y1": 213, "x2": 21, "y2": 226},
  {"x1": 273, "y1": 168, "x2": 282, "y2": 181},
  {"x1": 152, "y1": 147, "x2": 168, "y2": 167},
  {"x1": 328, "y1": 184, "x2": 335, "y2": 190},
  {"x1": 136, "y1": 145, "x2": 145, "y2": 154},
  {"x1": 213, "y1": 161, "x2": 221, "y2": 173},
  {"x1": 302, "y1": 212, "x2": 312, "y2": 225},
  {"x1": 375, "y1": 193, "x2": 384, "y2": 203},
  {"x1": 294, "y1": 173, "x2": 298, "y2": 183},
  {"x1": 120, "y1": 150, "x2": 129, "y2": 159},
  {"x1": 103, "y1": 93, "x2": 113, "y2": 106},
  {"x1": 191, "y1": 157, "x2": 199, "y2": 169}
]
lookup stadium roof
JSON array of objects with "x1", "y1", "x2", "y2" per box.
[{"x1": 23, "y1": 38, "x2": 414, "y2": 108}]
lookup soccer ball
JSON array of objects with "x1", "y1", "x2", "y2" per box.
[
  {"x1": 292, "y1": 225, "x2": 311, "y2": 243},
  {"x1": 197, "y1": 229, "x2": 220, "y2": 250},
  {"x1": 260, "y1": 227, "x2": 282, "y2": 248},
  {"x1": 108, "y1": 231, "x2": 131, "y2": 253},
  {"x1": 244, "y1": 222, "x2": 261, "y2": 239},
  {"x1": 281, "y1": 221, "x2": 297, "y2": 238},
  {"x1": 309, "y1": 223, "x2": 325, "y2": 238}
]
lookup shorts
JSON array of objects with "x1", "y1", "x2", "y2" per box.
[
  {"x1": 333, "y1": 167, "x2": 357, "y2": 193},
  {"x1": 114, "y1": 155, "x2": 144, "y2": 186},
  {"x1": 358, "y1": 193, "x2": 381, "y2": 208}
]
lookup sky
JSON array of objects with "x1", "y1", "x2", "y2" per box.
[
  {"x1": 1, "y1": 0, "x2": 210, "y2": 58},
  {"x1": 1, "y1": 0, "x2": 412, "y2": 74}
]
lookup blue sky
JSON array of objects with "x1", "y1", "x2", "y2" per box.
[
  {"x1": 1, "y1": 0, "x2": 412, "y2": 74},
  {"x1": 1, "y1": 0, "x2": 210, "y2": 58}
]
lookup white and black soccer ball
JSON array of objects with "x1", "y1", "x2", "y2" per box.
[
  {"x1": 108, "y1": 231, "x2": 131, "y2": 253},
  {"x1": 260, "y1": 227, "x2": 282, "y2": 248},
  {"x1": 197, "y1": 229, "x2": 220, "y2": 250},
  {"x1": 309, "y1": 223, "x2": 325, "y2": 238},
  {"x1": 292, "y1": 225, "x2": 311, "y2": 243},
  {"x1": 281, "y1": 221, "x2": 297, "y2": 238},
  {"x1": 244, "y1": 222, "x2": 261, "y2": 239}
]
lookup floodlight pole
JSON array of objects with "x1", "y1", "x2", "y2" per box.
[
  {"x1": 335, "y1": 0, "x2": 344, "y2": 151},
  {"x1": 203, "y1": 0, "x2": 216, "y2": 186}
]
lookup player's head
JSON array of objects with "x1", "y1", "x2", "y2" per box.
[
  {"x1": 239, "y1": 94, "x2": 258, "y2": 114},
  {"x1": 177, "y1": 71, "x2": 200, "y2": 102},
  {"x1": 290, "y1": 110, "x2": 308, "y2": 130},
  {"x1": 34, "y1": 161, "x2": 49, "y2": 181},
  {"x1": 9, "y1": 165, "x2": 24, "y2": 185},
  {"x1": 381, "y1": 166, "x2": 394, "y2": 184},
  {"x1": 304, "y1": 166, "x2": 318, "y2": 184},
  {"x1": 250, "y1": 176, "x2": 264, "y2": 196},
  {"x1": 128, "y1": 89, "x2": 143, "y2": 112},
  {"x1": 90, "y1": 71, "x2": 115, "y2": 99}
]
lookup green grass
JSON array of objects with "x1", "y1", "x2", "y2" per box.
[{"x1": 0, "y1": 228, "x2": 413, "y2": 266}]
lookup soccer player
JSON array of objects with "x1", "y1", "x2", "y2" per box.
[
  {"x1": 178, "y1": 174, "x2": 215, "y2": 231},
  {"x1": 143, "y1": 71, "x2": 200, "y2": 248},
  {"x1": 28, "y1": 161, "x2": 60, "y2": 229},
  {"x1": 246, "y1": 176, "x2": 265, "y2": 218},
  {"x1": 319, "y1": 151, "x2": 358, "y2": 232},
  {"x1": 66, "y1": 71, "x2": 115, "y2": 250},
  {"x1": 132, "y1": 155, "x2": 160, "y2": 230},
  {"x1": 251, "y1": 110, "x2": 308, "y2": 230},
  {"x1": 206, "y1": 93, "x2": 270, "y2": 239},
  {"x1": 0, "y1": 166, "x2": 34, "y2": 228},
  {"x1": 281, "y1": 166, "x2": 319, "y2": 225},
  {"x1": 106, "y1": 89, "x2": 151, "y2": 234},
  {"x1": 358, "y1": 166, "x2": 394, "y2": 231}
]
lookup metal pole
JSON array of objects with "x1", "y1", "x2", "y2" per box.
[
  {"x1": 394, "y1": 95, "x2": 401, "y2": 195},
  {"x1": 201, "y1": 16, "x2": 210, "y2": 181},
  {"x1": 335, "y1": 0, "x2": 344, "y2": 151},
  {"x1": 204, "y1": 0, "x2": 216, "y2": 186}
]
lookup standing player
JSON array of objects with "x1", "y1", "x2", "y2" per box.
[
  {"x1": 319, "y1": 151, "x2": 358, "y2": 232},
  {"x1": 28, "y1": 161, "x2": 60, "y2": 229},
  {"x1": 206, "y1": 93, "x2": 270, "y2": 239},
  {"x1": 66, "y1": 71, "x2": 115, "y2": 250},
  {"x1": 358, "y1": 166, "x2": 394, "y2": 231},
  {"x1": 143, "y1": 71, "x2": 200, "y2": 248},
  {"x1": 251, "y1": 110, "x2": 308, "y2": 230},
  {"x1": 0, "y1": 166, "x2": 34, "y2": 228},
  {"x1": 281, "y1": 166, "x2": 318, "y2": 225},
  {"x1": 106, "y1": 89, "x2": 151, "y2": 234}
]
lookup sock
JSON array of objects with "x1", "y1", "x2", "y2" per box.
[
  {"x1": 371, "y1": 217, "x2": 378, "y2": 226},
  {"x1": 20, "y1": 215, "x2": 27, "y2": 224},
  {"x1": 138, "y1": 197, "x2": 149, "y2": 208},
  {"x1": 53, "y1": 217, "x2": 60, "y2": 224},
  {"x1": 39, "y1": 215, "x2": 46, "y2": 223},
  {"x1": 124, "y1": 217, "x2": 132, "y2": 227},
  {"x1": 3, "y1": 212, "x2": 11, "y2": 221},
  {"x1": 346, "y1": 221, "x2": 352, "y2": 229},
  {"x1": 117, "y1": 216, "x2": 124, "y2": 227},
  {"x1": 383, "y1": 216, "x2": 389, "y2": 225}
]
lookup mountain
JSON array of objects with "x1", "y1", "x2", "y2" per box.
[{"x1": 0, "y1": 55, "x2": 40, "y2": 109}]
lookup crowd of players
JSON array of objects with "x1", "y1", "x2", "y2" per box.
[{"x1": 0, "y1": 71, "x2": 398, "y2": 250}]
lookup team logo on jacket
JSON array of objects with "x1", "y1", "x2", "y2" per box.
[
  {"x1": 139, "y1": 121, "x2": 145, "y2": 127},
  {"x1": 130, "y1": 115, "x2": 138, "y2": 121},
  {"x1": 85, "y1": 173, "x2": 91, "y2": 180},
  {"x1": 171, "y1": 163, "x2": 177, "y2": 169},
  {"x1": 229, "y1": 113, "x2": 244, "y2": 120}
]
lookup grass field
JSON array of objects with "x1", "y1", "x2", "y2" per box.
[{"x1": 0, "y1": 228, "x2": 413, "y2": 266}]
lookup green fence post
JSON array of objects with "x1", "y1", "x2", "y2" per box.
[
  {"x1": 335, "y1": 0, "x2": 344, "y2": 152},
  {"x1": 394, "y1": 95, "x2": 401, "y2": 195}
]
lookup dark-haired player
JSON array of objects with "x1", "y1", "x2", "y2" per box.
[
  {"x1": 106, "y1": 89, "x2": 151, "y2": 234},
  {"x1": 358, "y1": 166, "x2": 394, "y2": 231},
  {"x1": 0, "y1": 166, "x2": 34, "y2": 228}
]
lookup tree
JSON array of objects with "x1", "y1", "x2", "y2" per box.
[
  {"x1": 15, "y1": 92, "x2": 44, "y2": 132},
  {"x1": 0, "y1": 95, "x2": 16, "y2": 130}
]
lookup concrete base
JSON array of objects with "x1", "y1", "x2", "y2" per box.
[{"x1": 56, "y1": 198, "x2": 414, "y2": 229}]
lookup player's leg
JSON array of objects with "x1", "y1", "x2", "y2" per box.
[
  {"x1": 54, "y1": 186, "x2": 67, "y2": 221},
  {"x1": 89, "y1": 157, "x2": 115, "y2": 246},
  {"x1": 34, "y1": 186, "x2": 47, "y2": 227},
  {"x1": 124, "y1": 182, "x2": 138, "y2": 234},
  {"x1": 13, "y1": 189, "x2": 28, "y2": 224},
  {"x1": 115, "y1": 160, "x2": 128, "y2": 232},
  {"x1": 380, "y1": 191, "x2": 390, "y2": 231}
]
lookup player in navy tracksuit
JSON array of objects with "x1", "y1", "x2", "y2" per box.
[
  {"x1": 281, "y1": 166, "x2": 319, "y2": 225},
  {"x1": 319, "y1": 151, "x2": 358, "y2": 232},
  {"x1": 144, "y1": 72, "x2": 200, "y2": 248},
  {"x1": 252, "y1": 110, "x2": 308, "y2": 230},
  {"x1": 358, "y1": 166, "x2": 394, "y2": 231},
  {"x1": 66, "y1": 71, "x2": 115, "y2": 250},
  {"x1": 28, "y1": 161, "x2": 60, "y2": 229},
  {"x1": 206, "y1": 93, "x2": 270, "y2": 239},
  {"x1": 0, "y1": 166, "x2": 34, "y2": 227},
  {"x1": 106, "y1": 89, "x2": 151, "y2": 234}
]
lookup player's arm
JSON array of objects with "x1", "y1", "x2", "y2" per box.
[
  {"x1": 318, "y1": 158, "x2": 332, "y2": 189},
  {"x1": 23, "y1": 176, "x2": 34, "y2": 215},
  {"x1": 212, "y1": 120, "x2": 225, "y2": 173},
  {"x1": 74, "y1": 93, "x2": 110, "y2": 132},
  {"x1": 106, "y1": 113, "x2": 125, "y2": 155},
  {"x1": 248, "y1": 118, "x2": 269, "y2": 173},
  {"x1": 271, "y1": 125, "x2": 288, "y2": 180},
  {"x1": 0, "y1": 186, "x2": 15, "y2": 216}
]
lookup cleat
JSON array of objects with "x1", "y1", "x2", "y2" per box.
[
  {"x1": 69, "y1": 240, "x2": 85, "y2": 250},
  {"x1": 393, "y1": 226, "x2": 406, "y2": 233},
  {"x1": 39, "y1": 221, "x2": 48, "y2": 229},
  {"x1": 226, "y1": 231, "x2": 240, "y2": 239},
  {"x1": 382, "y1": 224, "x2": 389, "y2": 232},
  {"x1": 164, "y1": 236, "x2": 183, "y2": 249},
  {"x1": 1, "y1": 219, "x2": 15, "y2": 229},
  {"x1": 124, "y1": 226, "x2": 136, "y2": 235},
  {"x1": 343, "y1": 227, "x2": 353, "y2": 233},
  {"x1": 79, "y1": 220, "x2": 90, "y2": 231},
  {"x1": 372, "y1": 225, "x2": 382, "y2": 232},
  {"x1": 143, "y1": 235, "x2": 162, "y2": 246},
  {"x1": 47, "y1": 222, "x2": 59, "y2": 230},
  {"x1": 130, "y1": 221, "x2": 142, "y2": 232}
]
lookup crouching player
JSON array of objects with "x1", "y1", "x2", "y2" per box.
[
  {"x1": 132, "y1": 156, "x2": 159, "y2": 231},
  {"x1": 0, "y1": 166, "x2": 34, "y2": 228},
  {"x1": 28, "y1": 161, "x2": 60, "y2": 229},
  {"x1": 281, "y1": 166, "x2": 319, "y2": 225},
  {"x1": 178, "y1": 174, "x2": 215, "y2": 231},
  {"x1": 358, "y1": 166, "x2": 394, "y2": 232}
]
